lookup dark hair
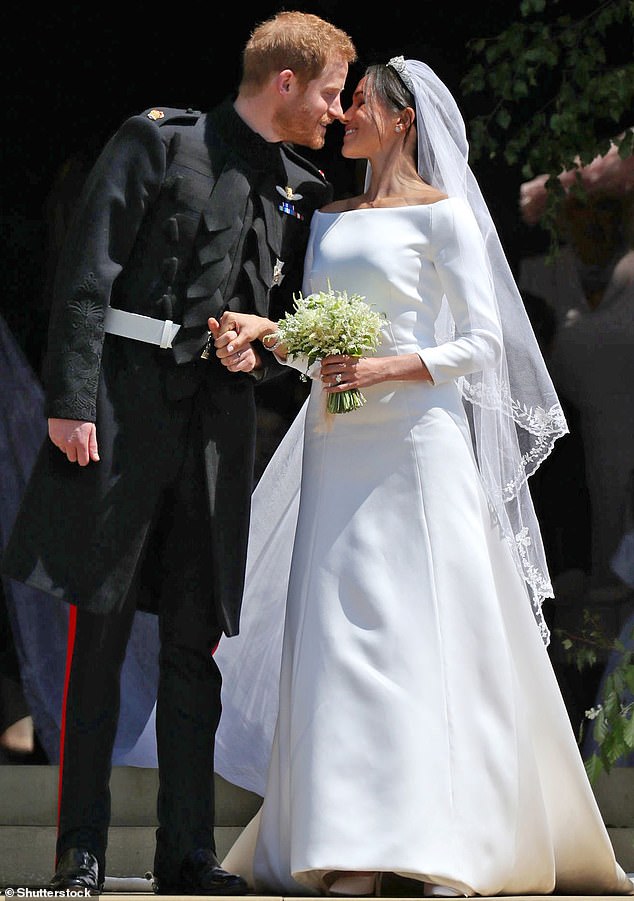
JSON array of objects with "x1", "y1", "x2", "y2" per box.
[
  {"x1": 361, "y1": 63, "x2": 417, "y2": 162},
  {"x1": 363, "y1": 63, "x2": 415, "y2": 119}
]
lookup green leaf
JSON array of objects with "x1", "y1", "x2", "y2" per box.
[
  {"x1": 593, "y1": 708, "x2": 609, "y2": 743},
  {"x1": 623, "y1": 709, "x2": 634, "y2": 750},
  {"x1": 495, "y1": 109, "x2": 512, "y2": 130},
  {"x1": 461, "y1": 0, "x2": 634, "y2": 249},
  {"x1": 584, "y1": 753, "x2": 604, "y2": 784}
]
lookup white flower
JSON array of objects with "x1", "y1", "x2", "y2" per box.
[{"x1": 277, "y1": 285, "x2": 387, "y2": 414}]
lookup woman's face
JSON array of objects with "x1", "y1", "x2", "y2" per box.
[{"x1": 340, "y1": 76, "x2": 397, "y2": 159}]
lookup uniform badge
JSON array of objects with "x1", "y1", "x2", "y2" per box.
[
  {"x1": 276, "y1": 185, "x2": 304, "y2": 220},
  {"x1": 147, "y1": 109, "x2": 165, "y2": 120},
  {"x1": 272, "y1": 259, "x2": 285, "y2": 286}
]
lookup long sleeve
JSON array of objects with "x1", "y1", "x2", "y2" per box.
[
  {"x1": 44, "y1": 115, "x2": 167, "y2": 421},
  {"x1": 418, "y1": 198, "x2": 502, "y2": 384}
]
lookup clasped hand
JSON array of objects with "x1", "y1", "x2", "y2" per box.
[
  {"x1": 209, "y1": 312, "x2": 389, "y2": 389},
  {"x1": 208, "y1": 313, "x2": 264, "y2": 372}
]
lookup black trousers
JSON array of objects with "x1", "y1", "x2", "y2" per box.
[{"x1": 56, "y1": 402, "x2": 223, "y2": 884}]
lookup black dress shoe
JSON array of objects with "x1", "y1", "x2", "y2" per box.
[
  {"x1": 50, "y1": 848, "x2": 102, "y2": 893},
  {"x1": 154, "y1": 848, "x2": 248, "y2": 895}
]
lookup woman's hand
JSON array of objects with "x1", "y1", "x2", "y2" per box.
[
  {"x1": 320, "y1": 355, "x2": 385, "y2": 393},
  {"x1": 320, "y1": 353, "x2": 431, "y2": 392}
]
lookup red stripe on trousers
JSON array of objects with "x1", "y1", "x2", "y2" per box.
[{"x1": 57, "y1": 603, "x2": 77, "y2": 843}]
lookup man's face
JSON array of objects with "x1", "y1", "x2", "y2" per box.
[{"x1": 273, "y1": 59, "x2": 348, "y2": 149}]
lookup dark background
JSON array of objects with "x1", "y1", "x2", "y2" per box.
[{"x1": 2, "y1": 0, "x2": 550, "y2": 372}]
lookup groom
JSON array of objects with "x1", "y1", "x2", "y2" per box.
[{"x1": 2, "y1": 11, "x2": 355, "y2": 895}]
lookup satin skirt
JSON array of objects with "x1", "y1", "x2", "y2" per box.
[{"x1": 216, "y1": 379, "x2": 633, "y2": 897}]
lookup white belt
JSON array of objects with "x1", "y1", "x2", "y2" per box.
[{"x1": 104, "y1": 307, "x2": 181, "y2": 349}]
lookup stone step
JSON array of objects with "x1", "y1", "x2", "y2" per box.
[
  {"x1": 1, "y1": 824, "x2": 632, "y2": 890},
  {"x1": 0, "y1": 766, "x2": 260, "y2": 826},
  {"x1": 4, "y1": 766, "x2": 631, "y2": 826},
  {"x1": 1, "y1": 766, "x2": 632, "y2": 889},
  {"x1": 0, "y1": 766, "x2": 260, "y2": 887},
  {"x1": 0, "y1": 824, "x2": 246, "y2": 887}
]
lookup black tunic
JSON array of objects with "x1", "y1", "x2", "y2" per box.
[{"x1": 2, "y1": 98, "x2": 332, "y2": 634}]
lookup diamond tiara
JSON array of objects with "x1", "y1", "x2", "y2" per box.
[{"x1": 386, "y1": 56, "x2": 414, "y2": 91}]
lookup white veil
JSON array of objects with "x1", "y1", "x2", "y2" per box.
[{"x1": 385, "y1": 57, "x2": 567, "y2": 641}]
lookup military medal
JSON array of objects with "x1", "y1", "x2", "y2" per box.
[
  {"x1": 200, "y1": 331, "x2": 213, "y2": 359},
  {"x1": 276, "y1": 185, "x2": 304, "y2": 220},
  {"x1": 272, "y1": 258, "x2": 285, "y2": 286}
]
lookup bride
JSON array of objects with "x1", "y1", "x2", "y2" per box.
[{"x1": 210, "y1": 58, "x2": 633, "y2": 897}]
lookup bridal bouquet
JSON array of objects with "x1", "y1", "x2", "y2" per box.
[{"x1": 275, "y1": 285, "x2": 386, "y2": 414}]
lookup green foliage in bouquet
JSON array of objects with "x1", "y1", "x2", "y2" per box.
[{"x1": 276, "y1": 285, "x2": 387, "y2": 414}]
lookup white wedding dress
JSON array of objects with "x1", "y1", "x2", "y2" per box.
[{"x1": 214, "y1": 200, "x2": 633, "y2": 897}]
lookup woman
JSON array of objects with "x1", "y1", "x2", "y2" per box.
[{"x1": 211, "y1": 59, "x2": 633, "y2": 897}]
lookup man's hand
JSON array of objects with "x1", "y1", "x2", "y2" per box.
[{"x1": 49, "y1": 419, "x2": 99, "y2": 466}]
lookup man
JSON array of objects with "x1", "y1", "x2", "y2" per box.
[{"x1": 2, "y1": 11, "x2": 355, "y2": 894}]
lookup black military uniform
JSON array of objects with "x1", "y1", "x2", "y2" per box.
[{"x1": 2, "y1": 99, "x2": 332, "y2": 889}]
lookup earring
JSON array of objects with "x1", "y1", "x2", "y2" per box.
[{"x1": 395, "y1": 125, "x2": 402, "y2": 133}]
